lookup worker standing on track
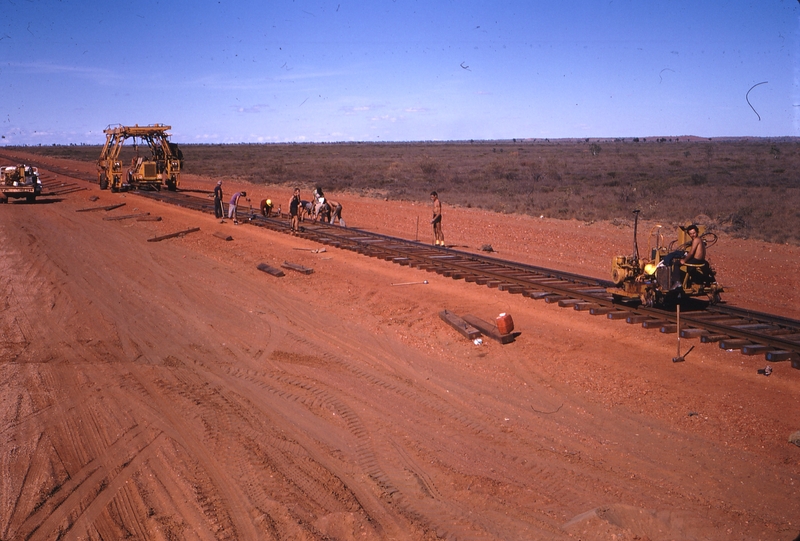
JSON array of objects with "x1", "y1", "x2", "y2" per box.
[
  {"x1": 430, "y1": 191, "x2": 444, "y2": 246},
  {"x1": 290, "y1": 188, "x2": 301, "y2": 233},
  {"x1": 228, "y1": 191, "x2": 246, "y2": 225},
  {"x1": 213, "y1": 180, "x2": 224, "y2": 219}
]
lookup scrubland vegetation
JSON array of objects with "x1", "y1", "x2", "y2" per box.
[{"x1": 17, "y1": 137, "x2": 800, "y2": 244}]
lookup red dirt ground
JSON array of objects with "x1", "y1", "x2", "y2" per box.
[{"x1": 1, "y1": 152, "x2": 799, "y2": 541}]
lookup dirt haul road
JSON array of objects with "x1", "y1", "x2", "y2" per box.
[{"x1": 1, "y1": 156, "x2": 799, "y2": 541}]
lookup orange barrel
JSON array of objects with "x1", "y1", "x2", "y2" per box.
[{"x1": 496, "y1": 313, "x2": 514, "y2": 335}]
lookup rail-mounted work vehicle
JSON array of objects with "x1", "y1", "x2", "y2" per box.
[
  {"x1": 1, "y1": 164, "x2": 42, "y2": 202},
  {"x1": 608, "y1": 210, "x2": 724, "y2": 307},
  {"x1": 97, "y1": 124, "x2": 183, "y2": 192}
]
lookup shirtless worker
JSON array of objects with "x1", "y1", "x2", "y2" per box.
[
  {"x1": 680, "y1": 224, "x2": 706, "y2": 264},
  {"x1": 430, "y1": 191, "x2": 444, "y2": 246}
]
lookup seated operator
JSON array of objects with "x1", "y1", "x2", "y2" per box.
[{"x1": 679, "y1": 224, "x2": 705, "y2": 265}]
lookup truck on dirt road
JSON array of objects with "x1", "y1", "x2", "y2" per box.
[{"x1": 1, "y1": 164, "x2": 43, "y2": 203}]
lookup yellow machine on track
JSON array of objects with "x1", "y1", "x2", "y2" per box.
[
  {"x1": 608, "y1": 210, "x2": 724, "y2": 307},
  {"x1": 97, "y1": 124, "x2": 183, "y2": 192}
]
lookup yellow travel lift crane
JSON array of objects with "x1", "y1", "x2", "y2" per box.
[{"x1": 97, "y1": 124, "x2": 183, "y2": 192}]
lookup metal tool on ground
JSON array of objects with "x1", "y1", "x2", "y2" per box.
[
  {"x1": 391, "y1": 280, "x2": 428, "y2": 286},
  {"x1": 672, "y1": 305, "x2": 695, "y2": 362}
]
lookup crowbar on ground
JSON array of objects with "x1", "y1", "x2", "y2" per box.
[{"x1": 391, "y1": 280, "x2": 428, "y2": 286}]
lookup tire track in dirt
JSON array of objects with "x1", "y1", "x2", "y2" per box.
[{"x1": 220, "y1": 331, "x2": 591, "y2": 539}]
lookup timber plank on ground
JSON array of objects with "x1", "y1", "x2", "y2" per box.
[
  {"x1": 462, "y1": 314, "x2": 519, "y2": 344},
  {"x1": 281, "y1": 261, "x2": 314, "y2": 274},
  {"x1": 439, "y1": 310, "x2": 482, "y2": 341},
  {"x1": 147, "y1": 227, "x2": 201, "y2": 242},
  {"x1": 257, "y1": 263, "x2": 285, "y2": 277}
]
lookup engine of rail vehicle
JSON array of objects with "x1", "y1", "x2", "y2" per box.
[
  {"x1": 1, "y1": 164, "x2": 43, "y2": 202},
  {"x1": 607, "y1": 210, "x2": 724, "y2": 308},
  {"x1": 97, "y1": 124, "x2": 183, "y2": 192}
]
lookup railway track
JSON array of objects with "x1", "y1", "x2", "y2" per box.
[
  {"x1": 5, "y1": 155, "x2": 799, "y2": 368},
  {"x1": 136, "y1": 188, "x2": 800, "y2": 368}
]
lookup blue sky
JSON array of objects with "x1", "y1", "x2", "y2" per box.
[{"x1": 1, "y1": 0, "x2": 798, "y2": 145}]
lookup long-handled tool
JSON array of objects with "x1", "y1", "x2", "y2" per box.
[
  {"x1": 672, "y1": 304, "x2": 694, "y2": 362},
  {"x1": 391, "y1": 280, "x2": 428, "y2": 286}
]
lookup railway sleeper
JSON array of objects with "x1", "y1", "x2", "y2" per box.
[
  {"x1": 626, "y1": 315, "x2": 657, "y2": 324},
  {"x1": 642, "y1": 319, "x2": 669, "y2": 329},
  {"x1": 719, "y1": 338, "x2": 753, "y2": 350},
  {"x1": 544, "y1": 295, "x2": 570, "y2": 304},
  {"x1": 701, "y1": 334, "x2": 729, "y2": 343},
  {"x1": 766, "y1": 351, "x2": 799, "y2": 362},
  {"x1": 607, "y1": 311, "x2": 634, "y2": 320},
  {"x1": 740, "y1": 345, "x2": 773, "y2": 356},
  {"x1": 557, "y1": 299, "x2": 582, "y2": 308},
  {"x1": 498, "y1": 284, "x2": 526, "y2": 294},
  {"x1": 680, "y1": 328, "x2": 709, "y2": 339}
]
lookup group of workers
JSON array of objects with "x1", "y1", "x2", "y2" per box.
[
  {"x1": 214, "y1": 181, "x2": 247, "y2": 224},
  {"x1": 288, "y1": 186, "x2": 345, "y2": 233},
  {"x1": 212, "y1": 181, "x2": 346, "y2": 231},
  {"x1": 212, "y1": 181, "x2": 446, "y2": 245}
]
